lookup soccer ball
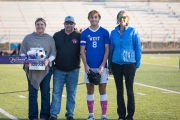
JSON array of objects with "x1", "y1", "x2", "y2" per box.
[
  {"x1": 35, "y1": 50, "x2": 46, "y2": 60},
  {"x1": 27, "y1": 49, "x2": 46, "y2": 60}
]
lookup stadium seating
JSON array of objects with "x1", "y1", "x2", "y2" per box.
[{"x1": 0, "y1": 1, "x2": 180, "y2": 50}]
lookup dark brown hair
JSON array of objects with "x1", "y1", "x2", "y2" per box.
[{"x1": 35, "y1": 18, "x2": 46, "y2": 26}]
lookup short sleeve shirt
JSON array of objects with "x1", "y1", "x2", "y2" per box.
[{"x1": 80, "y1": 26, "x2": 110, "y2": 68}]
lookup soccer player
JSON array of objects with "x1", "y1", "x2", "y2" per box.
[{"x1": 80, "y1": 10, "x2": 110, "y2": 120}]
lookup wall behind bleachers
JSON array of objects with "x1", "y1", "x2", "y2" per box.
[{"x1": 0, "y1": 1, "x2": 180, "y2": 52}]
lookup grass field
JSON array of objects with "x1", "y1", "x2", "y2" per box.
[{"x1": 0, "y1": 54, "x2": 180, "y2": 120}]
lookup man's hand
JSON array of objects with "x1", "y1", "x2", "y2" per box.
[
  {"x1": 99, "y1": 65, "x2": 105, "y2": 75},
  {"x1": 85, "y1": 64, "x2": 90, "y2": 74}
]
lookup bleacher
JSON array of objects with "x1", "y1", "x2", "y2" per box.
[{"x1": 0, "y1": 1, "x2": 180, "y2": 52}]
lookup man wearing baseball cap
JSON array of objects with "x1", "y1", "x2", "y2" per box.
[
  {"x1": 49, "y1": 16, "x2": 81, "y2": 120},
  {"x1": 64, "y1": 15, "x2": 75, "y2": 23}
]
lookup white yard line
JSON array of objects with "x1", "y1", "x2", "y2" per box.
[
  {"x1": 18, "y1": 95, "x2": 26, "y2": 98},
  {"x1": 136, "y1": 92, "x2": 146, "y2": 95},
  {"x1": 135, "y1": 82, "x2": 180, "y2": 94},
  {"x1": 0, "y1": 108, "x2": 19, "y2": 120},
  {"x1": 109, "y1": 77, "x2": 180, "y2": 94}
]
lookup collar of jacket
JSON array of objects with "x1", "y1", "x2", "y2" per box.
[{"x1": 115, "y1": 25, "x2": 129, "y2": 31}]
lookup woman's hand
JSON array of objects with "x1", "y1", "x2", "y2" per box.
[
  {"x1": 27, "y1": 63, "x2": 32, "y2": 67},
  {"x1": 44, "y1": 59, "x2": 50, "y2": 66},
  {"x1": 108, "y1": 67, "x2": 113, "y2": 75}
]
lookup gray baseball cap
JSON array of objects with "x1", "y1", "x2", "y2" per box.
[{"x1": 64, "y1": 16, "x2": 75, "y2": 23}]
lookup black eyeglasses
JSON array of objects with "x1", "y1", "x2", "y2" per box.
[
  {"x1": 118, "y1": 16, "x2": 127, "y2": 20},
  {"x1": 65, "y1": 21, "x2": 74, "y2": 25}
]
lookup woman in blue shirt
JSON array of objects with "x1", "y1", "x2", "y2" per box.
[{"x1": 109, "y1": 10, "x2": 142, "y2": 120}]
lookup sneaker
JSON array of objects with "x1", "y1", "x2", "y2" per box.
[
  {"x1": 101, "y1": 117, "x2": 108, "y2": 120},
  {"x1": 49, "y1": 117, "x2": 57, "y2": 120},
  {"x1": 67, "y1": 116, "x2": 74, "y2": 120},
  {"x1": 86, "y1": 115, "x2": 95, "y2": 120}
]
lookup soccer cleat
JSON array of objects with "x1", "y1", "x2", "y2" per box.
[
  {"x1": 86, "y1": 115, "x2": 95, "y2": 120},
  {"x1": 101, "y1": 117, "x2": 108, "y2": 120}
]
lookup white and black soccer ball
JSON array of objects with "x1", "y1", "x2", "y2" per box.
[{"x1": 35, "y1": 50, "x2": 46, "y2": 60}]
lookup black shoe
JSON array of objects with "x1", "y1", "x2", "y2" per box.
[
  {"x1": 118, "y1": 117, "x2": 125, "y2": 120},
  {"x1": 49, "y1": 117, "x2": 57, "y2": 120},
  {"x1": 67, "y1": 116, "x2": 74, "y2": 120},
  {"x1": 125, "y1": 118, "x2": 133, "y2": 120}
]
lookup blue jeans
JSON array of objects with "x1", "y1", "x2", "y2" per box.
[
  {"x1": 50, "y1": 68, "x2": 79, "y2": 118},
  {"x1": 28, "y1": 67, "x2": 52, "y2": 120}
]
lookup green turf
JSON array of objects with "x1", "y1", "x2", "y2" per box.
[{"x1": 0, "y1": 54, "x2": 180, "y2": 120}]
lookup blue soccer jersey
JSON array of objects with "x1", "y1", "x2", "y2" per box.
[{"x1": 80, "y1": 26, "x2": 110, "y2": 68}]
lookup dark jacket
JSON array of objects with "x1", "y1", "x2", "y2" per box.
[{"x1": 53, "y1": 29, "x2": 81, "y2": 72}]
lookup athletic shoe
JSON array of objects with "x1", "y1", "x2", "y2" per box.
[
  {"x1": 86, "y1": 115, "x2": 95, "y2": 120},
  {"x1": 49, "y1": 117, "x2": 57, "y2": 120},
  {"x1": 101, "y1": 117, "x2": 108, "y2": 120},
  {"x1": 67, "y1": 116, "x2": 74, "y2": 120}
]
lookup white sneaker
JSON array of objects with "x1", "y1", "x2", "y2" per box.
[
  {"x1": 101, "y1": 117, "x2": 108, "y2": 120},
  {"x1": 86, "y1": 115, "x2": 95, "y2": 120}
]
